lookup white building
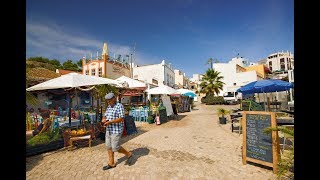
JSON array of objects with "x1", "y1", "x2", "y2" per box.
[
  {"x1": 132, "y1": 60, "x2": 175, "y2": 88},
  {"x1": 81, "y1": 42, "x2": 131, "y2": 79},
  {"x1": 174, "y1": 69, "x2": 189, "y2": 89},
  {"x1": 266, "y1": 51, "x2": 294, "y2": 79},
  {"x1": 190, "y1": 74, "x2": 202, "y2": 82},
  {"x1": 212, "y1": 57, "x2": 263, "y2": 96},
  {"x1": 266, "y1": 51, "x2": 294, "y2": 72},
  {"x1": 189, "y1": 74, "x2": 203, "y2": 92}
]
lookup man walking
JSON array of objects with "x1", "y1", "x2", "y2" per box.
[{"x1": 102, "y1": 92, "x2": 133, "y2": 170}]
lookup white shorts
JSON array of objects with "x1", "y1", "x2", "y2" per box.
[{"x1": 105, "y1": 132, "x2": 122, "y2": 152}]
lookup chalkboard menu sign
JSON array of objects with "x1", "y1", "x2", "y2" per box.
[
  {"x1": 124, "y1": 116, "x2": 137, "y2": 135},
  {"x1": 158, "y1": 108, "x2": 168, "y2": 123},
  {"x1": 242, "y1": 111, "x2": 280, "y2": 174}
]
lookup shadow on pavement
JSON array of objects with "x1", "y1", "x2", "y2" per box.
[
  {"x1": 116, "y1": 147, "x2": 150, "y2": 166},
  {"x1": 168, "y1": 114, "x2": 187, "y2": 121},
  {"x1": 119, "y1": 128, "x2": 148, "y2": 145},
  {"x1": 95, "y1": 127, "x2": 148, "y2": 146},
  {"x1": 26, "y1": 154, "x2": 44, "y2": 172}
]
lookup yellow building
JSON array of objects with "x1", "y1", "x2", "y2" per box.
[
  {"x1": 82, "y1": 43, "x2": 131, "y2": 79},
  {"x1": 244, "y1": 64, "x2": 270, "y2": 79}
]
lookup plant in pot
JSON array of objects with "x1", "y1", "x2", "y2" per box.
[
  {"x1": 217, "y1": 108, "x2": 230, "y2": 124},
  {"x1": 147, "y1": 114, "x2": 154, "y2": 124},
  {"x1": 124, "y1": 105, "x2": 132, "y2": 116}
]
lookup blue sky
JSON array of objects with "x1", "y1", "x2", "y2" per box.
[{"x1": 26, "y1": 0, "x2": 293, "y2": 78}]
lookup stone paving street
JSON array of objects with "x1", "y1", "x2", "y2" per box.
[{"x1": 26, "y1": 101, "x2": 278, "y2": 179}]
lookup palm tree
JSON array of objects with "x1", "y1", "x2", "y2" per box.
[
  {"x1": 206, "y1": 58, "x2": 219, "y2": 70},
  {"x1": 91, "y1": 75, "x2": 119, "y2": 120},
  {"x1": 200, "y1": 69, "x2": 225, "y2": 96},
  {"x1": 264, "y1": 126, "x2": 294, "y2": 179},
  {"x1": 207, "y1": 58, "x2": 213, "y2": 70}
]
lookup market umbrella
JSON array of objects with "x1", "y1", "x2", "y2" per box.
[
  {"x1": 26, "y1": 73, "x2": 121, "y2": 91},
  {"x1": 183, "y1": 92, "x2": 197, "y2": 98},
  {"x1": 236, "y1": 79, "x2": 294, "y2": 95},
  {"x1": 145, "y1": 85, "x2": 176, "y2": 95},
  {"x1": 115, "y1": 76, "x2": 146, "y2": 88},
  {"x1": 173, "y1": 88, "x2": 197, "y2": 98},
  {"x1": 26, "y1": 73, "x2": 122, "y2": 126},
  {"x1": 236, "y1": 79, "x2": 294, "y2": 111}
]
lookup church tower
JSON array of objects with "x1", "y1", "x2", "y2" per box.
[{"x1": 102, "y1": 42, "x2": 109, "y2": 77}]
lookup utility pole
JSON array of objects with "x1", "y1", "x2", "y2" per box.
[
  {"x1": 131, "y1": 42, "x2": 136, "y2": 79},
  {"x1": 130, "y1": 53, "x2": 133, "y2": 78}
]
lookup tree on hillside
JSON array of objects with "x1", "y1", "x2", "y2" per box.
[
  {"x1": 200, "y1": 68, "x2": 225, "y2": 96},
  {"x1": 27, "y1": 56, "x2": 50, "y2": 63},
  {"x1": 62, "y1": 60, "x2": 79, "y2": 71},
  {"x1": 77, "y1": 59, "x2": 83, "y2": 70},
  {"x1": 49, "y1": 59, "x2": 62, "y2": 69}
]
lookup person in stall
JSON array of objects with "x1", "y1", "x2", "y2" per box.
[{"x1": 32, "y1": 111, "x2": 53, "y2": 136}]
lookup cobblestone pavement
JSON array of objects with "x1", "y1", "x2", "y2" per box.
[{"x1": 26, "y1": 101, "x2": 278, "y2": 179}]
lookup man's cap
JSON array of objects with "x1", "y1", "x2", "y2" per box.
[{"x1": 105, "y1": 92, "x2": 115, "y2": 100}]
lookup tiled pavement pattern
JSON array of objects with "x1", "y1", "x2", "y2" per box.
[{"x1": 26, "y1": 101, "x2": 278, "y2": 179}]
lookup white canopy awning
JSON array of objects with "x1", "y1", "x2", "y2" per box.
[
  {"x1": 115, "y1": 76, "x2": 146, "y2": 88},
  {"x1": 174, "y1": 88, "x2": 196, "y2": 95},
  {"x1": 26, "y1": 73, "x2": 121, "y2": 91},
  {"x1": 145, "y1": 85, "x2": 176, "y2": 95}
]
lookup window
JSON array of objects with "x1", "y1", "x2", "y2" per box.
[
  {"x1": 98, "y1": 67, "x2": 102, "y2": 77},
  {"x1": 223, "y1": 92, "x2": 234, "y2": 97},
  {"x1": 91, "y1": 69, "x2": 96, "y2": 76},
  {"x1": 233, "y1": 83, "x2": 236, "y2": 86},
  {"x1": 287, "y1": 58, "x2": 291, "y2": 70},
  {"x1": 85, "y1": 70, "x2": 89, "y2": 75},
  {"x1": 268, "y1": 61, "x2": 273, "y2": 71},
  {"x1": 152, "y1": 79, "x2": 158, "y2": 85}
]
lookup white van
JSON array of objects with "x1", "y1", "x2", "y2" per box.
[{"x1": 223, "y1": 91, "x2": 241, "y2": 104}]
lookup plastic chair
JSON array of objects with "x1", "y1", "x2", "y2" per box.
[
  {"x1": 130, "y1": 110, "x2": 138, "y2": 121},
  {"x1": 139, "y1": 110, "x2": 147, "y2": 122}
]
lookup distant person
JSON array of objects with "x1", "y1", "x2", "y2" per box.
[
  {"x1": 101, "y1": 92, "x2": 133, "y2": 170},
  {"x1": 32, "y1": 111, "x2": 52, "y2": 136}
]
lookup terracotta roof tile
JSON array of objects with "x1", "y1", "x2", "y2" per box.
[
  {"x1": 57, "y1": 69, "x2": 82, "y2": 75},
  {"x1": 27, "y1": 67, "x2": 60, "y2": 79}
]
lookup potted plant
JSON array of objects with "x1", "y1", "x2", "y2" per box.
[
  {"x1": 124, "y1": 105, "x2": 132, "y2": 116},
  {"x1": 217, "y1": 108, "x2": 230, "y2": 124},
  {"x1": 147, "y1": 115, "x2": 154, "y2": 124}
]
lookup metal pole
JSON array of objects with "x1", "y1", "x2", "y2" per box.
[
  {"x1": 130, "y1": 53, "x2": 133, "y2": 79},
  {"x1": 69, "y1": 93, "x2": 72, "y2": 127}
]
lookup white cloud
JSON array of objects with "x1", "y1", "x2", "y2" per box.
[{"x1": 26, "y1": 20, "x2": 147, "y2": 63}]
